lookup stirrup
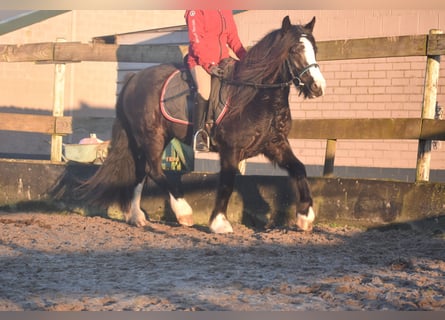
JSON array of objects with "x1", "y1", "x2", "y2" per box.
[{"x1": 193, "y1": 129, "x2": 210, "y2": 152}]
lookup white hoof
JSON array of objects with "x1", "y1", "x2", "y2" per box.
[
  {"x1": 125, "y1": 207, "x2": 148, "y2": 227},
  {"x1": 169, "y1": 194, "x2": 194, "y2": 227},
  {"x1": 209, "y1": 213, "x2": 233, "y2": 233},
  {"x1": 296, "y1": 207, "x2": 315, "y2": 232}
]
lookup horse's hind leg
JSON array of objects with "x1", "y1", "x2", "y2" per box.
[
  {"x1": 125, "y1": 177, "x2": 148, "y2": 227},
  {"x1": 124, "y1": 153, "x2": 149, "y2": 227},
  {"x1": 209, "y1": 151, "x2": 239, "y2": 233},
  {"x1": 264, "y1": 141, "x2": 315, "y2": 231}
]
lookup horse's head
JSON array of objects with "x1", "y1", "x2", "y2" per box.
[{"x1": 282, "y1": 16, "x2": 326, "y2": 98}]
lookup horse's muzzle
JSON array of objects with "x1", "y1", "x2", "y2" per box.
[
  {"x1": 309, "y1": 79, "x2": 326, "y2": 98},
  {"x1": 306, "y1": 65, "x2": 326, "y2": 98}
]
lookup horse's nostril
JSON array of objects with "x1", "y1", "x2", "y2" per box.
[
  {"x1": 312, "y1": 80, "x2": 326, "y2": 95},
  {"x1": 311, "y1": 82, "x2": 320, "y2": 90}
]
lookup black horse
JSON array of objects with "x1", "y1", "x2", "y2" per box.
[{"x1": 61, "y1": 16, "x2": 326, "y2": 233}]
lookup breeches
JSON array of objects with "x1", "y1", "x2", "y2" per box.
[{"x1": 190, "y1": 65, "x2": 211, "y2": 100}]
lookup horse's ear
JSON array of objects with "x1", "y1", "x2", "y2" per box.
[
  {"x1": 281, "y1": 16, "x2": 292, "y2": 34},
  {"x1": 304, "y1": 16, "x2": 316, "y2": 33}
]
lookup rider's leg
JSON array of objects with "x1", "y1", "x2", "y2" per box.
[{"x1": 190, "y1": 65, "x2": 211, "y2": 152}]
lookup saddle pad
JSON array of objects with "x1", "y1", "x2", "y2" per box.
[
  {"x1": 160, "y1": 69, "x2": 194, "y2": 125},
  {"x1": 160, "y1": 67, "x2": 231, "y2": 126}
]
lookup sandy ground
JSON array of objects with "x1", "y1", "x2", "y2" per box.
[{"x1": 0, "y1": 211, "x2": 444, "y2": 311}]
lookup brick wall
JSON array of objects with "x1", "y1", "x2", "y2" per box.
[
  {"x1": 0, "y1": 10, "x2": 185, "y2": 154},
  {"x1": 0, "y1": 10, "x2": 185, "y2": 111}
]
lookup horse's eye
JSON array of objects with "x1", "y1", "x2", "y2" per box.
[{"x1": 290, "y1": 44, "x2": 304, "y2": 54}]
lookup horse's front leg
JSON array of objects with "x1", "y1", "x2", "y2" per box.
[
  {"x1": 209, "y1": 151, "x2": 240, "y2": 233},
  {"x1": 124, "y1": 178, "x2": 149, "y2": 227},
  {"x1": 147, "y1": 167, "x2": 194, "y2": 227},
  {"x1": 265, "y1": 140, "x2": 315, "y2": 231},
  {"x1": 140, "y1": 142, "x2": 193, "y2": 227},
  {"x1": 293, "y1": 174, "x2": 316, "y2": 232}
]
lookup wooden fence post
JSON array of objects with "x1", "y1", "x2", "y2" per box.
[
  {"x1": 50, "y1": 38, "x2": 66, "y2": 162},
  {"x1": 416, "y1": 29, "x2": 443, "y2": 182},
  {"x1": 323, "y1": 139, "x2": 337, "y2": 177}
]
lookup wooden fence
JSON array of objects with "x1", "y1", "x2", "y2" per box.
[{"x1": 0, "y1": 30, "x2": 444, "y2": 181}]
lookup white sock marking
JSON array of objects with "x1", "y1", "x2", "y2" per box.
[
  {"x1": 297, "y1": 206, "x2": 315, "y2": 231},
  {"x1": 209, "y1": 213, "x2": 233, "y2": 233},
  {"x1": 126, "y1": 181, "x2": 147, "y2": 227},
  {"x1": 169, "y1": 193, "x2": 193, "y2": 226}
]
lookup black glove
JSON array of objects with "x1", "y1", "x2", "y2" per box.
[{"x1": 209, "y1": 65, "x2": 224, "y2": 77}]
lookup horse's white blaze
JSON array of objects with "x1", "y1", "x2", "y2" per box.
[
  {"x1": 209, "y1": 213, "x2": 233, "y2": 233},
  {"x1": 300, "y1": 37, "x2": 326, "y2": 94},
  {"x1": 126, "y1": 181, "x2": 148, "y2": 227},
  {"x1": 169, "y1": 193, "x2": 194, "y2": 226},
  {"x1": 296, "y1": 206, "x2": 315, "y2": 231}
]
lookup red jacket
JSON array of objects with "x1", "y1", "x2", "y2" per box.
[{"x1": 185, "y1": 10, "x2": 246, "y2": 73}]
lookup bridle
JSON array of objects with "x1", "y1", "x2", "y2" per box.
[
  {"x1": 285, "y1": 58, "x2": 319, "y2": 88},
  {"x1": 219, "y1": 45, "x2": 319, "y2": 90},
  {"x1": 286, "y1": 33, "x2": 320, "y2": 88}
]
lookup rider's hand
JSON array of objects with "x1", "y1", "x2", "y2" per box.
[{"x1": 209, "y1": 65, "x2": 224, "y2": 77}]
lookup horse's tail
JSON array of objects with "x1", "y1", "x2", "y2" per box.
[
  {"x1": 74, "y1": 119, "x2": 136, "y2": 211},
  {"x1": 69, "y1": 73, "x2": 138, "y2": 211}
]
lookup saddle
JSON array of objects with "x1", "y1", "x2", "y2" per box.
[{"x1": 159, "y1": 58, "x2": 236, "y2": 143}]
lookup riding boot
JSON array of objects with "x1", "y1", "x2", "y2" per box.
[{"x1": 193, "y1": 94, "x2": 210, "y2": 152}]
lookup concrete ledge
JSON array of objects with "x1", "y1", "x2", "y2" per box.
[{"x1": 0, "y1": 159, "x2": 444, "y2": 231}]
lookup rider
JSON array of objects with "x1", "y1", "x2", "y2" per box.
[{"x1": 185, "y1": 10, "x2": 247, "y2": 152}]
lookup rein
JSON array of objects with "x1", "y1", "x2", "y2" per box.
[{"x1": 219, "y1": 59, "x2": 319, "y2": 89}]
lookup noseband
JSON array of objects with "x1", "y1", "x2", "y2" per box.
[{"x1": 285, "y1": 58, "x2": 319, "y2": 88}]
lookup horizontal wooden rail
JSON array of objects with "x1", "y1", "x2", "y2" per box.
[
  {"x1": 0, "y1": 42, "x2": 189, "y2": 64},
  {"x1": 317, "y1": 35, "x2": 428, "y2": 61},
  {"x1": 290, "y1": 118, "x2": 421, "y2": 140},
  {"x1": 0, "y1": 113, "x2": 72, "y2": 135},
  {"x1": 289, "y1": 118, "x2": 445, "y2": 140},
  {"x1": 1, "y1": 33, "x2": 444, "y2": 64},
  {"x1": 6, "y1": 114, "x2": 441, "y2": 142},
  {"x1": 421, "y1": 119, "x2": 445, "y2": 140},
  {"x1": 289, "y1": 118, "x2": 445, "y2": 178},
  {"x1": 427, "y1": 33, "x2": 445, "y2": 56},
  {"x1": 47, "y1": 116, "x2": 445, "y2": 142},
  {"x1": 6, "y1": 114, "x2": 443, "y2": 142}
]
